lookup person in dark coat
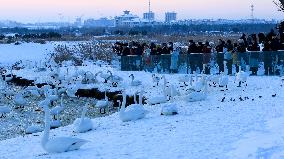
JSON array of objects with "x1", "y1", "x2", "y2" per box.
[
  {"x1": 224, "y1": 40, "x2": 233, "y2": 75},
  {"x1": 215, "y1": 39, "x2": 225, "y2": 73},
  {"x1": 247, "y1": 37, "x2": 260, "y2": 75},
  {"x1": 188, "y1": 40, "x2": 199, "y2": 73},
  {"x1": 263, "y1": 41, "x2": 272, "y2": 75},
  {"x1": 202, "y1": 41, "x2": 211, "y2": 74},
  {"x1": 237, "y1": 39, "x2": 247, "y2": 71}
]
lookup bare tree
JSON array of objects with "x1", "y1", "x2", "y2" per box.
[{"x1": 274, "y1": 0, "x2": 284, "y2": 11}]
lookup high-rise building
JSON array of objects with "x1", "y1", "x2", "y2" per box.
[
  {"x1": 143, "y1": 11, "x2": 155, "y2": 21},
  {"x1": 165, "y1": 12, "x2": 177, "y2": 23}
]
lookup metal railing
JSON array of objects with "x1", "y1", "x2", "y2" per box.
[{"x1": 120, "y1": 51, "x2": 284, "y2": 75}]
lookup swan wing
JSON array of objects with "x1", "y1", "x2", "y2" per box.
[
  {"x1": 45, "y1": 137, "x2": 88, "y2": 153},
  {"x1": 73, "y1": 118, "x2": 93, "y2": 133},
  {"x1": 120, "y1": 104, "x2": 146, "y2": 122}
]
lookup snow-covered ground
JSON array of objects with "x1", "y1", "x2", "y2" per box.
[
  {"x1": 0, "y1": 42, "x2": 53, "y2": 65},
  {"x1": 0, "y1": 72, "x2": 284, "y2": 159},
  {"x1": 1, "y1": 44, "x2": 284, "y2": 159}
]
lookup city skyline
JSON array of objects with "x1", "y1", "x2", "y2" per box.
[{"x1": 0, "y1": 0, "x2": 283, "y2": 23}]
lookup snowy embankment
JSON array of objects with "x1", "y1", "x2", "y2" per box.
[{"x1": 0, "y1": 73, "x2": 284, "y2": 159}]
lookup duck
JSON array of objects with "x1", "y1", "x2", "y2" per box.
[
  {"x1": 73, "y1": 103, "x2": 93, "y2": 133},
  {"x1": 129, "y1": 74, "x2": 142, "y2": 86},
  {"x1": 40, "y1": 101, "x2": 88, "y2": 153},
  {"x1": 0, "y1": 105, "x2": 11, "y2": 118},
  {"x1": 50, "y1": 94, "x2": 65, "y2": 120},
  {"x1": 95, "y1": 89, "x2": 109, "y2": 114},
  {"x1": 119, "y1": 91, "x2": 147, "y2": 122},
  {"x1": 161, "y1": 86, "x2": 178, "y2": 116}
]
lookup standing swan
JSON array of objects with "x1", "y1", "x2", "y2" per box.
[
  {"x1": 119, "y1": 91, "x2": 147, "y2": 122},
  {"x1": 40, "y1": 100, "x2": 88, "y2": 153}
]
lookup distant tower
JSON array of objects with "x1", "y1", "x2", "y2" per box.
[
  {"x1": 250, "y1": 4, "x2": 254, "y2": 19},
  {"x1": 143, "y1": 0, "x2": 155, "y2": 22},
  {"x1": 149, "y1": 0, "x2": 151, "y2": 14}
]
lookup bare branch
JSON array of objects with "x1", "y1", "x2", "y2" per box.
[{"x1": 274, "y1": 0, "x2": 284, "y2": 12}]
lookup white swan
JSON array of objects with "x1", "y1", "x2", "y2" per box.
[
  {"x1": 98, "y1": 70, "x2": 111, "y2": 83},
  {"x1": 50, "y1": 119, "x2": 61, "y2": 129},
  {"x1": 73, "y1": 103, "x2": 93, "y2": 133},
  {"x1": 152, "y1": 74, "x2": 160, "y2": 86},
  {"x1": 184, "y1": 78, "x2": 208, "y2": 102},
  {"x1": 208, "y1": 74, "x2": 221, "y2": 87},
  {"x1": 40, "y1": 102, "x2": 88, "y2": 153},
  {"x1": 66, "y1": 84, "x2": 79, "y2": 98},
  {"x1": 178, "y1": 74, "x2": 190, "y2": 86},
  {"x1": 95, "y1": 89, "x2": 109, "y2": 114},
  {"x1": 50, "y1": 94, "x2": 65, "y2": 119},
  {"x1": 235, "y1": 70, "x2": 248, "y2": 87},
  {"x1": 14, "y1": 93, "x2": 27, "y2": 108},
  {"x1": 192, "y1": 74, "x2": 206, "y2": 92},
  {"x1": 119, "y1": 91, "x2": 147, "y2": 122},
  {"x1": 162, "y1": 76, "x2": 180, "y2": 97},
  {"x1": 219, "y1": 72, "x2": 229, "y2": 90},
  {"x1": 161, "y1": 86, "x2": 178, "y2": 116},
  {"x1": 25, "y1": 125, "x2": 43, "y2": 134},
  {"x1": 147, "y1": 79, "x2": 168, "y2": 105},
  {"x1": 82, "y1": 71, "x2": 96, "y2": 84},
  {"x1": 108, "y1": 71, "x2": 123, "y2": 83},
  {"x1": 129, "y1": 74, "x2": 142, "y2": 86},
  {"x1": 25, "y1": 86, "x2": 41, "y2": 98},
  {"x1": 0, "y1": 105, "x2": 11, "y2": 118}
]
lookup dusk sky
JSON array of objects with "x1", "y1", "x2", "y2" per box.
[{"x1": 0, "y1": 0, "x2": 283, "y2": 23}]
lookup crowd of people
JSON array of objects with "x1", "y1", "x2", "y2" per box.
[{"x1": 113, "y1": 29, "x2": 284, "y2": 75}]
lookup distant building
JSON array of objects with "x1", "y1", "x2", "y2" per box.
[
  {"x1": 114, "y1": 10, "x2": 141, "y2": 27},
  {"x1": 143, "y1": 11, "x2": 155, "y2": 22},
  {"x1": 165, "y1": 12, "x2": 177, "y2": 23},
  {"x1": 74, "y1": 17, "x2": 82, "y2": 27},
  {"x1": 84, "y1": 18, "x2": 115, "y2": 27}
]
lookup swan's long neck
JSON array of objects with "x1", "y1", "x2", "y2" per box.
[
  {"x1": 81, "y1": 104, "x2": 88, "y2": 120},
  {"x1": 170, "y1": 85, "x2": 174, "y2": 102},
  {"x1": 134, "y1": 92, "x2": 137, "y2": 104},
  {"x1": 60, "y1": 96, "x2": 64, "y2": 107},
  {"x1": 203, "y1": 79, "x2": 208, "y2": 94},
  {"x1": 104, "y1": 90, "x2": 108, "y2": 101},
  {"x1": 120, "y1": 92, "x2": 126, "y2": 112},
  {"x1": 139, "y1": 91, "x2": 143, "y2": 105},
  {"x1": 131, "y1": 75, "x2": 134, "y2": 82},
  {"x1": 163, "y1": 76, "x2": 166, "y2": 87},
  {"x1": 42, "y1": 105, "x2": 50, "y2": 148}
]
